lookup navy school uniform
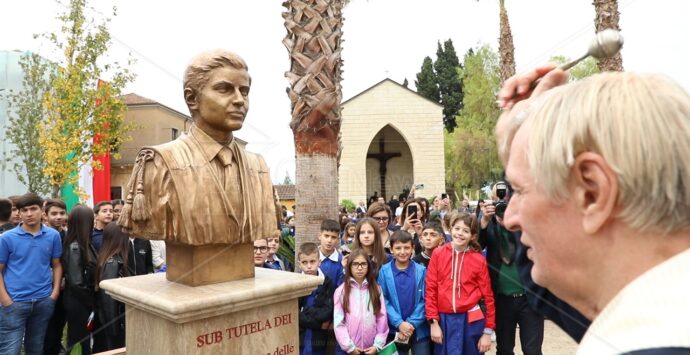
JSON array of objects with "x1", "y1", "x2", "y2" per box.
[
  {"x1": 319, "y1": 249, "x2": 344, "y2": 286},
  {"x1": 299, "y1": 271, "x2": 336, "y2": 355}
]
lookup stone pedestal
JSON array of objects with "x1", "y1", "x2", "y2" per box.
[
  {"x1": 166, "y1": 242, "x2": 254, "y2": 286},
  {"x1": 99, "y1": 268, "x2": 323, "y2": 355}
]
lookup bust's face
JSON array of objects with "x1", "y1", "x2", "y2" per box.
[{"x1": 195, "y1": 66, "x2": 250, "y2": 133}]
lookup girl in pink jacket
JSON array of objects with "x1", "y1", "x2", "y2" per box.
[{"x1": 334, "y1": 249, "x2": 389, "y2": 354}]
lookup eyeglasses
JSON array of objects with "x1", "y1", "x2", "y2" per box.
[
  {"x1": 372, "y1": 217, "x2": 389, "y2": 222},
  {"x1": 253, "y1": 246, "x2": 268, "y2": 253},
  {"x1": 351, "y1": 262, "x2": 368, "y2": 270}
]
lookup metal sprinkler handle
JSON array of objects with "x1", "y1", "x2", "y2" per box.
[{"x1": 558, "y1": 29, "x2": 624, "y2": 71}]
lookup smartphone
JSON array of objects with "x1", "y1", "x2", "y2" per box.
[
  {"x1": 407, "y1": 204, "x2": 418, "y2": 218},
  {"x1": 441, "y1": 193, "x2": 448, "y2": 200},
  {"x1": 414, "y1": 183, "x2": 425, "y2": 190}
]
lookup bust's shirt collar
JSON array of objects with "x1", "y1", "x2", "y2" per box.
[{"x1": 189, "y1": 124, "x2": 234, "y2": 163}]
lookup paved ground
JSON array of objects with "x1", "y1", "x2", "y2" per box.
[{"x1": 486, "y1": 320, "x2": 579, "y2": 355}]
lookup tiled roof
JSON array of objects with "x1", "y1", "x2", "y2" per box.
[
  {"x1": 121, "y1": 93, "x2": 158, "y2": 105},
  {"x1": 274, "y1": 184, "x2": 295, "y2": 200}
]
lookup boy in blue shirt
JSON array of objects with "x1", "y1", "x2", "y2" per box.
[
  {"x1": 0, "y1": 193, "x2": 63, "y2": 355},
  {"x1": 378, "y1": 230, "x2": 430, "y2": 354},
  {"x1": 317, "y1": 219, "x2": 343, "y2": 287},
  {"x1": 298, "y1": 242, "x2": 335, "y2": 355}
]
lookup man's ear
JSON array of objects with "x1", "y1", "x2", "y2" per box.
[
  {"x1": 570, "y1": 152, "x2": 618, "y2": 234},
  {"x1": 184, "y1": 87, "x2": 197, "y2": 112}
]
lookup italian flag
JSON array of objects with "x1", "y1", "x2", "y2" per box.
[
  {"x1": 379, "y1": 341, "x2": 399, "y2": 355},
  {"x1": 61, "y1": 80, "x2": 111, "y2": 210},
  {"x1": 61, "y1": 152, "x2": 110, "y2": 210}
]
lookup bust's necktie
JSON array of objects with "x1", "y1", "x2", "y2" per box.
[{"x1": 216, "y1": 148, "x2": 233, "y2": 189}]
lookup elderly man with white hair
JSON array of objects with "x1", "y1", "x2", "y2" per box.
[{"x1": 495, "y1": 65, "x2": 690, "y2": 355}]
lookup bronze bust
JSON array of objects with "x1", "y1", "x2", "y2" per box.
[{"x1": 119, "y1": 50, "x2": 277, "y2": 286}]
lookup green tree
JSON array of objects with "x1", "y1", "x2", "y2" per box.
[
  {"x1": 415, "y1": 56, "x2": 440, "y2": 102},
  {"x1": 550, "y1": 55, "x2": 600, "y2": 80},
  {"x1": 446, "y1": 44, "x2": 503, "y2": 192},
  {"x1": 340, "y1": 199, "x2": 355, "y2": 211},
  {"x1": 434, "y1": 40, "x2": 464, "y2": 132},
  {"x1": 38, "y1": 0, "x2": 135, "y2": 197},
  {"x1": 2, "y1": 53, "x2": 53, "y2": 195}
]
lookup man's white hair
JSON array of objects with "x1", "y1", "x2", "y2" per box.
[{"x1": 523, "y1": 72, "x2": 690, "y2": 233}]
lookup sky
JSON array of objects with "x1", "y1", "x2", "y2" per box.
[{"x1": 2, "y1": 0, "x2": 689, "y2": 183}]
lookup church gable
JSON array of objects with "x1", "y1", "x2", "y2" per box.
[
  {"x1": 339, "y1": 78, "x2": 445, "y2": 205},
  {"x1": 342, "y1": 79, "x2": 443, "y2": 120}
]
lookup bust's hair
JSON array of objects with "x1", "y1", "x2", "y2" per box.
[
  {"x1": 183, "y1": 50, "x2": 249, "y2": 111},
  {"x1": 523, "y1": 72, "x2": 690, "y2": 233}
]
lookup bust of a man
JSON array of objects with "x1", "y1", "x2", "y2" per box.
[{"x1": 119, "y1": 50, "x2": 277, "y2": 286}]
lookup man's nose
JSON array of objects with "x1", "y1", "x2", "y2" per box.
[
  {"x1": 231, "y1": 90, "x2": 246, "y2": 106},
  {"x1": 503, "y1": 201, "x2": 520, "y2": 232}
]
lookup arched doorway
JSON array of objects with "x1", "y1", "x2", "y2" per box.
[{"x1": 366, "y1": 125, "x2": 413, "y2": 203}]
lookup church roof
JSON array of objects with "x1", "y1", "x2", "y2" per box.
[
  {"x1": 342, "y1": 78, "x2": 444, "y2": 108},
  {"x1": 274, "y1": 184, "x2": 295, "y2": 200}
]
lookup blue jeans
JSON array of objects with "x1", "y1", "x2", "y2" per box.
[{"x1": 0, "y1": 297, "x2": 56, "y2": 355}]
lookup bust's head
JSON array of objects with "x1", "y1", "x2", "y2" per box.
[{"x1": 183, "y1": 50, "x2": 251, "y2": 135}]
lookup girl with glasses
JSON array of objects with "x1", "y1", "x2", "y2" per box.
[{"x1": 334, "y1": 249, "x2": 388, "y2": 354}]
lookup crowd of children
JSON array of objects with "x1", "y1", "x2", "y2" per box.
[
  {"x1": 0, "y1": 194, "x2": 150, "y2": 355},
  {"x1": 0, "y1": 191, "x2": 493, "y2": 355},
  {"x1": 266, "y1": 201, "x2": 496, "y2": 355}
]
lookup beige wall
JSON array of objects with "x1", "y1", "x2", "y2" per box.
[
  {"x1": 111, "y1": 105, "x2": 190, "y2": 197},
  {"x1": 339, "y1": 80, "x2": 445, "y2": 203},
  {"x1": 117, "y1": 106, "x2": 190, "y2": 165}
]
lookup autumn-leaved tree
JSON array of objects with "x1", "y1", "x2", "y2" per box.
[
  {"x1": 38, "y1": 0, "x2": 135, "y2": 197},
  {"x1": 446, "y1": 45, "x2": 503, "y2": 194},
  {"x1": 2, "y1": 53, "x2": 53, "y2": 195}
]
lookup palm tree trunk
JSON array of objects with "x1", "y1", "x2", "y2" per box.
[
  {"x1": 593, "y1": 0, "x2": 623, "y2": 71},
  {"x1": 283, "y1": 0, "x2": 344, "y2": 256},
  {"x1": 498, "y1": 0, "x2": 516, "y2": 83}
]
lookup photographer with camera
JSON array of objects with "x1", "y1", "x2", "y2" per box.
[{"x1": 479, "y1": 181, "x2": 544, "y2": 355}]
